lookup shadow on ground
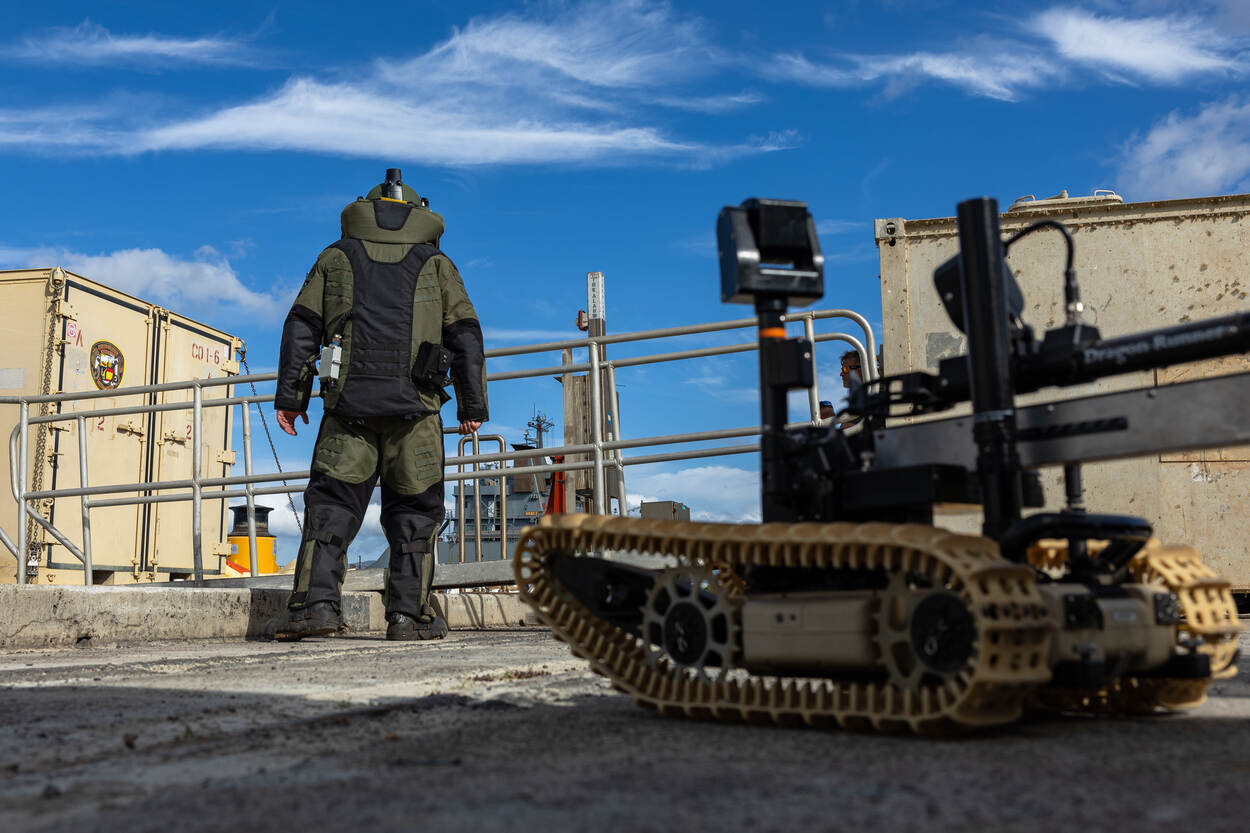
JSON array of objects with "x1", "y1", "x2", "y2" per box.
[{"x1": 2, "y1": 672, "x2": 1248, "y2": 833}]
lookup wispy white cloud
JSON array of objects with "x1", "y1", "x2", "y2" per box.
[
  {"x1": 685, "y1": 356, "x2": 757, "y2": 404},
  {"x1": 671, "y1": 231, "x2": 715, "y2": 255},
  {"x1": 816, "y1": 219, "x2": 866, "y2": 236},
  {"x1": 6, "y1": 3, "x2": 1243, "y2": 167},
  {"x1": 379, "y1": 1, "x2": 717, "y2": 91},
  {"x1": 1116, "y1": 96, "x2": 1250, "y2": 199},
  {"x1": 761, "y1": 45, "x2": 1061, "y2": 102},
  {"x1": 0, "y1": 96, "x2": 141, "y2": 149},
  {"x1": 4, "y1": 21, "x2": 256, "y2": 67},
  {"x1": 654, "y1": 91, "x2": 765, "y2": 113},
  {"x1": 130, "y1": 74, "x2": 758, "y2": 165},
  {"x1": 822, "y1": 243, "x2": 879, "y2": 265},
  {"x1": 0, "y1": 243, "x2": 286, "y2": 318},
  {"x1": 761, "y1": 5, "x2": 1246, "y2": 102},
  {"x1": 0, "y1": 3, "x2": 779, "y2": 167},
  {"x1": 128, "y1": 77, "x2": 707, "y2": 163},
  {"x1": 850, "y1": 49, "x2": 1061, "y2": 101},
  {"x1": 1032, "y1": 7, "x2": 1243, "y2": 83}
]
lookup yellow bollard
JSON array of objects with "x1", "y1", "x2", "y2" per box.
[{"x1": 225, "y1": 504, "x2": 279, "y2": 574}]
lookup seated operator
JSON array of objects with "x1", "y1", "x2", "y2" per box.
[{"x1": 836, "y1": 350, "x2": 863, "y2": 430}]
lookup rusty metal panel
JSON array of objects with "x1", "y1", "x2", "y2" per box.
[{"x1": 876, "y1": 193, "x2": 1250, "y2": 586}]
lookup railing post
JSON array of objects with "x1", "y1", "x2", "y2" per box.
[
  {"x1": 75, "y1": 415, "x2": 93, "y2": 585},
  {"x1": 495, "y1": 438, "x2": 508, "y2": 562},
  {"x1": 457, "y1": 435, "x2": 469, "y2": 564},
  {"x1": 191, "y1": 382, "x2": 203, "y2": 585},
  {"x1": 240, "y1": 402, "x2": 259, "y2": 577},
  {"x1": 588, "y1": 340, "x2": 606, "y2": 515},
  {"x1": 605, "y1": 362, "x2": 626, "y2": 515},
  {"x1": 840, "y1": 310, "x2": 878, "y2": 380},
  {"x1": 803, "y1": 314, "x2": 820, "y2": 420},
  {"x1": 17, "y1": 401, "x2": 29, "y2": 584},
  {"x1": 471, "y1": 432, "x2": 483, "y2": 562}
]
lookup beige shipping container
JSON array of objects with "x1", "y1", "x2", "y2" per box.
[
  {"x1": 0, "y1": 267, "x2": 241, "y2": 585},
  {"x1": 874, "y1": 191, "x2": 1250, "y2": 588}
]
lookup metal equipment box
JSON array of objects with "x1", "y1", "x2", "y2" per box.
[
  {"x1": 0, "y1": 267, "x2": 241, "y2": 585},
  {"x1": 875, "y1": 192, "x2": 1250, "y2": 588},
  {"x1": 640, "y1": 500, "x2": 691, "y2": 522}
]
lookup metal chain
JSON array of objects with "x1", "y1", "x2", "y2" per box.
[
  {"x1": 239, "y1": 352, "x2": 302, "y2": 534},
  {"x1": 24, "y1": 277, "x2": 61, "y2": 581}
]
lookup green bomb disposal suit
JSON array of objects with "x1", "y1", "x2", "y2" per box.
[{"x1": 274, "y1": 186, "x2": 488, "y2": 628}]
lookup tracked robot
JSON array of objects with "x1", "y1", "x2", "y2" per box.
[{"x1": 514, "y1": 196, "x2": 1244, "y2": 732}]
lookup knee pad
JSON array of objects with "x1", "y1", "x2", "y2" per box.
[
  {"x1": 290, "y1": 503, "x2": 363, "y2": 609},
  {"x1": 306, "y1": 503, "x2": 362, "y2": 553},
  {"x1": 380, "y1": 503, "x2": 439, "y2": 545}
]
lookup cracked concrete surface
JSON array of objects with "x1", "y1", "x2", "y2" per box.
[{"x1": 1, "y1": 631, "x2": 1248, "y2": 833}]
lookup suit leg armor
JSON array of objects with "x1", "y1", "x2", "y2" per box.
[
  {"x1": 290, "y1": 470, "x2": 376, "y2": 611},
  {"x1": 380, "y1": 481, "x2": 444, "y2": 619}
]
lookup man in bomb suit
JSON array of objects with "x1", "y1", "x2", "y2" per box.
[{"x1": 273, "y1": 169, "x2": 488, "y2": 641}]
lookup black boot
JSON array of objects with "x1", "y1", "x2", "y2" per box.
[
  {"x1": 274, "y1": 601, "x2": 344, "y2": 641},
  {"x1": 386, "y1": 604, "x2": 448, "y2": 641}
]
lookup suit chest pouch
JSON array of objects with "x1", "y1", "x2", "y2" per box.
[{"x1": 413, "y1": 341, "x2": 453, "y2": 387}]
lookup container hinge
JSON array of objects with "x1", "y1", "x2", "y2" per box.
[
  {"x1": 116, "y1": 420, "x2": 145, "y2": 438},
  {"x1": 211, "y1": 542, "x2": 232, "y2": 557},
  {"x1": 220, "y1": 358, "x2": 240, "y2": 375},
  {"x1": 161, "y1": 429, "x2": 188, "y2": 446},
  {"x1": 216, "y1": 449, "x2": 237, "y2": 465}
]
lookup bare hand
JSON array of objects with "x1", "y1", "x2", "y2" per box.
[
  {"x1": 276, "y1": 409, "x2": 308, "y2": 436},
  {"x1": 458, "y1": 420, "x2": 482, "y2": 435}
]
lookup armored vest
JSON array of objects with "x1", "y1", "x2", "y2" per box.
[{"x1": 321, "y1": 237, "x2": 446, "y2": 417}]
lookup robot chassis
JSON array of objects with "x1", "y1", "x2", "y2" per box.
[{"x1": 514, "y1": 197, "x2": 1244, "y2": 733}]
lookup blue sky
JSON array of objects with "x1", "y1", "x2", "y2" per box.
[{"x1": 3, "y1": 0, "x2": 1248, "y2": 562}]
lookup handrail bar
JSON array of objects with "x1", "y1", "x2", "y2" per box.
[{"x1": 3, "y1": 304, "x2": 877, "y2": 584}]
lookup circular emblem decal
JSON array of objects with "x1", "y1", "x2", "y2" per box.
[{"x1": 90, "y1": 341, "x2": 125, "y2": 390}]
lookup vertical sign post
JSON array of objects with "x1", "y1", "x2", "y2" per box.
[
  {"x1": 585, "y1": 272, "x2": 624, "y2": 514},
  {"x1": 586, "y1": 272, "x2": 605, "y2": 338}
]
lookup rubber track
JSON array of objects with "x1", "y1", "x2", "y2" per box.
[
  {"x1": 1028, "y1": 539, "x2": 1243, "y2": 714},
  {"x1": 515, "y1": 514, "x2": 1054, "y2": 734}
]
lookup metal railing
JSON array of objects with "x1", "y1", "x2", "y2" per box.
[{"x1": 2, "y1": 307, "x2": 876, "y2": 586}]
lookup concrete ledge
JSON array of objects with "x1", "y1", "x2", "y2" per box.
[
  {"x1": 0, "y1": 586, "x2": 383, "y2": 650},
  {"x1": 0, "y1": 586, "x2": 538, "y2": 649},
  {"x1": 207, "y1": 560, "x2": 516, "y2": 591},
  {"x1": 434, "y1": 591, "x2": 540, "y2": 629}
]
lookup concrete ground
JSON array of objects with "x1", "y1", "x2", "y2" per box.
[{"x1": 1, "y1": 630, "x2": 1248, "y2": 833}]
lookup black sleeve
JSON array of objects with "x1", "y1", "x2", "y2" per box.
[
  {"x1": 443, "y1": 317, "x2": 489, "y2": 422},
  {"x1": 275, "y1": 305, "x2": 323, "y2": 411}
]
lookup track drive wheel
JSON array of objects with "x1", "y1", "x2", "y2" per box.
[
  {"x1": 876, "y1": 570, "x2": 977, "y2": 690},
  {"x1": 641, "y1": 567, "x2": 740, "y2": 677}
]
